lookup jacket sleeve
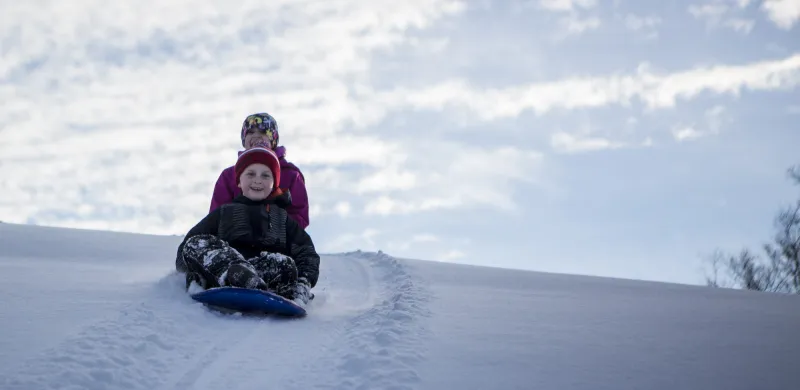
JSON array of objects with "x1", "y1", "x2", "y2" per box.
[
  {"x1": 175, "y1": 209, "x2": 221, "y2": 272},
  {"x1": 281, "y1": 167, "x2": 310, "y2": 229},
  {"x1": 284, "y1": 172, "x2": 310, "y2": 229},
  {"x1": 209, "y1": 168, "x2": 234, "y2": 213},
  {"x1": 184, "y1": 210, "x2": 221, "y2": 241},
  {"x1": 284, "y1": 215, "x2": 320, "y2": 288}
]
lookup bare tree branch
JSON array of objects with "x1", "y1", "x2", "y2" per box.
[{"x1": 703, "y1": 164, "x2": 800, "y2": 294}]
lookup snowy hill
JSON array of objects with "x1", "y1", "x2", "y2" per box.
[{"x1": 0, "y1": 222, "x2": 798, "y2": 390}]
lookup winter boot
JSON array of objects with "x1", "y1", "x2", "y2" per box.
[
  {"x1": 185, "y1": 271, "x2": 209, "y2": 290},
  {"x1": 223, "y1": 262, "x2": 269, "y2": 290}
]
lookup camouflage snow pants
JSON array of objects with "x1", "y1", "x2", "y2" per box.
[{"x1": 176, "y1": 234, "x2": 298, "y2": 299}]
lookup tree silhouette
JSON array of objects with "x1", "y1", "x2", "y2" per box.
[{"x1": 704, "y1": 165, "x2": 800, "y2": 294}]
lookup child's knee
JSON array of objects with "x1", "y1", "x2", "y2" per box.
[
  {"x1": 184, "y1": 234, "x2": 225, "y2": 252},
  {"x1": 179, "y1": 235, "x2": 219, "y2": 270}
]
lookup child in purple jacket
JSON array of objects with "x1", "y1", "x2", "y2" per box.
[{"x1": 209, "y1": 113, "x2": 310, "y2": 229}]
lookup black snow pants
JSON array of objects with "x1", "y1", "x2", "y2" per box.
[{"x1": 177, "y1": 234, "x2": 299, "y2": 299}]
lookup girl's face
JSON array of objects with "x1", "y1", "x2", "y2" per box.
[
  {"x1": 244, "y1": 130, "x2": 269, "y2": 149},
  {"x1": 238, "y1": 163, "x2": 274, "y2": 201}
]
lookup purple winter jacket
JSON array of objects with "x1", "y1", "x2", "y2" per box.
[{"x1": 209, "y1": 146, "x2": 310, "y2": 229}]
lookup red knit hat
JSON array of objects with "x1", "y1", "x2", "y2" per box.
[{"x1": 235, "y1": 147, "x2": 281, "y2": 192}]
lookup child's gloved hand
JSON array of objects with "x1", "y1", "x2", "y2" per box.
[{"x1": 293, "y1": 277, "x2": 313, "y2": 305}]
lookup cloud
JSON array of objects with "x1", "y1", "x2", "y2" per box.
[
  {"x1": 688, "y1": 0, "x2": 800, "y2": 31},
  {"x1": 356, "y1": 169, "x2": 418, "y2": 194},
  {"x1": 334, "y1": 202, "x2": 352, "y2": 217},
  {"x1": 533, "y1": 0, "x2": 601, "y2": 38},
  {"x1": 412, "y1": 234, "x2": 440, "y2": 242},
  {"x1": 727, "y1": 18, "x2": 756, "y2": 33},
  {"x1": 560, "y1": 15, "x2": 602, "y2": 35},
  {"x1": 325, "y1": 228, "x2": 382, "y2": 252},
  {"x1": 311, "y1": 201, "x2": 353, "y2": 219},
  {"x1": 538, "y1": 0, "x2": 597, "y2": 12},
  {"x1": 379, "y1": 53, "x2": 800, "y2": 120},
  {"x1": 687, "y1": 1, "x2": 756, "y2": 34},
  {"x1": 550, "y1": 132, "x2": 627, "y2": 153},
  {"x1": 671, "y1": 105, "x2": 729, "y2": 142},
  {"x1": 439, "y1": 249, "x2": 466, "y2": 262},
  {"x1": 761, "y1": 0, "x2": 800, "y2": 29},
  {"x1": 360, "y1": 145, "x2": 546, "y2": 215},
  {"x1": 672, "y1": 126, "x2": 705, "y2": 142},
  {"x1": 383, "y1": 233, "x2": 441, "y2": 252},
  {"x1": 623, "y1": 14, "x2": 662, "y2": 39}
]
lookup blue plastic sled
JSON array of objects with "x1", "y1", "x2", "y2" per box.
[{"x1": 190, "y1": 287, "x2": 306, "y2": 317}]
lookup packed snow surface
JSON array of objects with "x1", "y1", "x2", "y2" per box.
[{"x1": 0, "y1": 222, "x2": 798, "y2": 390}]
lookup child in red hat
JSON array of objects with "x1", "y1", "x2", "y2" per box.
[{"x1": 176, "y1": 146, "x2": 318, "y2": 305}]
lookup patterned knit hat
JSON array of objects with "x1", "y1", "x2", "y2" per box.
[
  {"x1": 234, "y1": 146, "x2": 281, "y2": 191},
  {"x1": 241, "y1": 113, "x2": 279, "y2": 149}
]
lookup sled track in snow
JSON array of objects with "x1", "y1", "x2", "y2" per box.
[
  {"x1": 304, "y1": 251, "x2": 434, "y2": 390},
  {"x1": 174, "y1": 250, "x2": 435, "y2": 390}
]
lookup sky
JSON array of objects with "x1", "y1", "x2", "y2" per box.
[{"x1": 1, "y1": 0, "x2": 799, "y2": 286}]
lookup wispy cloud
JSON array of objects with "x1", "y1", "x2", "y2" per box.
[
  {"x1": 671, "y1": 105, "x2": 728, "y2": 142},
  {"x1": 383, "y1": 54, "x2": 800, "y2": 118},
  {"x1": 361, "y1": 145, "x2": 545, "y2": 215},
  {"x1": 688, "y1": 0, "x2": 800, "y2": 32},
  {"x1": 560, "y1": 15, "x2": 602, "y2": 36},
  {"x1": 439, "y1": 249, "x2": 466, "y2": 262},
  {"x1": 384, "y1": 234, "x2": 441, "y2": 252},
  {"x1": 688, "y1": 1, "x2": 756, "y2": 34},
  {"x1": 623, "y1": 14, "x2": 662, "y2": 40},
  {"x1": 536, "y1": 0, "x2": 601, "y2": 38},
  {"x1": 538, "y1": 0, "x2": 597, "y2": 12},
  {"x1": 550, "y1": 132, "x2": 628, "y2": 153}
]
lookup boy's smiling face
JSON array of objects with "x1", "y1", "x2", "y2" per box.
[{"x1": 238, "y1": 163, "x2": 274, "y2": 201}]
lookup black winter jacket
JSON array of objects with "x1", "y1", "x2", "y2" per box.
[{"x1": 177, "y1": 194, "x2": 320, "y2": 288}]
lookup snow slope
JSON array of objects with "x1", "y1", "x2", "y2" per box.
[{"x1": 0, "y1": 222, "x2": 798, "y2": 390}]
